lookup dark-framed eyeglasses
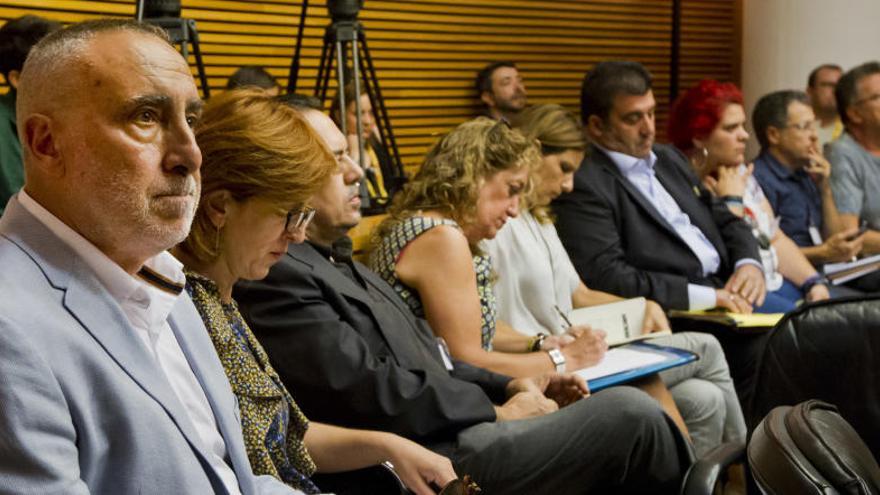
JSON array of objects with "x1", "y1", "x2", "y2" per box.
[{"x1": 285, "y1": 206, "x2": 316, "y2": 234}]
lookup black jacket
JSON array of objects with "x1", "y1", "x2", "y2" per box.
[
  {"x1": 553, "y1": 144, "x2": 760, "y2": 310},
  {"x1": 233, "y1": 241, "x2": 510, "y2": 453}
]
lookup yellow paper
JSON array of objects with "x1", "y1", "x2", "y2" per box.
[{"x1": 678, "y1": 310, "x2": 784, "y2": 328}]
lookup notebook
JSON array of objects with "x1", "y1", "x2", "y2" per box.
[{"x1": 567, "y1": 297, "x2": 671, "y2": 346}]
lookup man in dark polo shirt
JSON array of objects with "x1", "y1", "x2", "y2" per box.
[{"x1": 752, "y1": 89, "x2": 878, "y2": 293}]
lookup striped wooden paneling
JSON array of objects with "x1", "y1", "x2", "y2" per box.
[{"x1": 1, "y1": 0, "x2": 740, "y2": 170}]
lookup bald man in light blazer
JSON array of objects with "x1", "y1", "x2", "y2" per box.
[{"x1": 0, "y1": 19, "x2": 297, "y2": 494}]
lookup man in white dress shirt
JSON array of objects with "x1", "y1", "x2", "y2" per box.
[{"x1": 0, "y1": 18, "x2": 298, "y2": 494}]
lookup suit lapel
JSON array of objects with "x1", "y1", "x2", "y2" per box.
[
  {"x1": 594, "y1": 148, "x2": 680, "y2": 238},
  {"x1": 653, "y1": 157, "x2": 728, "y2": 256},
  {"x1": 0, "y1": 200, "x2": 227, "y2": 482},
  {"x1": 61, "y1": 274, "x2": 208, "y2": 448},
  {"x1": 168, "y1": 300, "x2": 253, "y2": 494},
  {"x1": 292, "y1": 244, "x2": 447, "y2": 373}
]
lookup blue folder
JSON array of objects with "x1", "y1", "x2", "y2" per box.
[{"x1": 586, "y1": 341, "x2": 698, "y2": 393}]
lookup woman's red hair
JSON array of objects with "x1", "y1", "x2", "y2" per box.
[{"x1": 668, "y1": 79, "x2": 743, "y2": 152}]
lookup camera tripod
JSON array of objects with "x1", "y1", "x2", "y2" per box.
[
  {"x1": 135, "y1": 0, "x2": 210, "y2": 98},
  {"x1": 287, "y1": 2, "x2": 406, "y2": 212}
]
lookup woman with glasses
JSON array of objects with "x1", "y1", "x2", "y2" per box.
[
  {"x1": 668, "y1": 80, "x2": 830, "y2": 312},
  {"x1": 172, "y1": 89, "x2": 456, "y2": 494}
]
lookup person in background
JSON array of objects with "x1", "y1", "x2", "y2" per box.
[
  {"x1": 475, "y1": 61, "x2": 528, "y2": 121},
  {"x1": 827, "y1": 61, "x2": 880, "y2": 255},
  {"x1": 806, "y1": 63, "x2": 844, "y2": 148},
  {"x1": 752, "y1": 89, "x2": 855, "y2": 261},
  {"x1": 226, "y1": 65, "x2": 281, "y2": 96},
  {"x1": 330, "y1": 81, "x2": 405, "y2": 208},
  {"x1": 668, "y1": 80, "x2": 830, "y2": 312},
  {"x1": 172, "y1": 89, "x2": 456, "y2": 495},
  {"x1": 0, "y1": 14, "x2": 60, "y2": 215},
  {"x1": 487, "y1": 103, "x2": 746, "y2": 457}
]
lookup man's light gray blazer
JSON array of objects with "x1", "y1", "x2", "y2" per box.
[{"x1": 0, "y1": 198, "x2": 295, "y2": 494}]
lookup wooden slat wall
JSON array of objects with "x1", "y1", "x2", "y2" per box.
[{"x1": 0, "y1": 0, "x2": 740, "y2": 171}]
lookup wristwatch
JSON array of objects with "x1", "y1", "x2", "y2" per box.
[{"x1": 547, "y1": 348, "x2": 566, "y2": 373}]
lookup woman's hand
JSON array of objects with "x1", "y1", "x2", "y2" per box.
[
  {"x1": 707, "y1": 163, "x2": 752, "y2": 198},
  {"x1": 541, "y1": 332, "x2": 576, "y2": 350},
  {"x1": 641, "y1": 300, "x2": 670, "y2": 333},
  {"x1": 560, "y1": 326, "x2": 608, "y2": 370},
  {"x1": 806, "y1": 283, "x2": 831, "y2": 302},
  {"x1": 383, "y1": 436, "x2": 458, "y2": 495}
]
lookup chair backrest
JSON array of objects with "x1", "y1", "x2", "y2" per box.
[
  {"x1": 747, "y1": 295, "x2": 880, "y2": 459},
  {"x1": 748, "y1": 400, "x2": 880, "y2": 494}
]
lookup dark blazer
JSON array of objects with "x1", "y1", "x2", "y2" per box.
[
  {"x1": 233, "y1": 241, "x2": 510, "y2": 453},
  {"x1": 553, "y1": 144, "x2": 760, "y2": 310}
]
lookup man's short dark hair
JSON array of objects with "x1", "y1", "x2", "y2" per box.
[
  {"x1": 226, "y1": 65, "x2": 278, "y2": 91},
  {"x1": 807, "y1": 63, "x2": 842, "y2": 88},
  {"x1": 475, "y1": 61, "x2": 517, "y2": 97},
  {"x1": 580, "y1": 61, "x2": 652, "y2": 123},
  {"x1": 751, "y1": 90, "x2": 810, "y2": 150},
  {"x1": 275, "y1": 92, "x2": 323, "y2": 111},
  {"x1": 836, "y1": 61, "x2": 880, "y2": 127},
  {"x1": 0, "y1": 15, "x2": 61, "y2": 81}
]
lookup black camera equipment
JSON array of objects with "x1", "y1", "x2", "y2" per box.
[
  {"x1": 135, "y1": 0, "x2": 210, "y2": 98},
  {"x1": 287, "y1": 0, "x2": 406, "y2": 213}
]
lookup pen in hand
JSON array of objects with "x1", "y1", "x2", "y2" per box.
[{"x1": 555, "y1": 305, "x2": 573, "y2": 331}]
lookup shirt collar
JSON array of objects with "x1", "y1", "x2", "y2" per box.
[
  {"x1": 757, "y1": 150, "x2": 796, "y2": 180},
  {"x1": 18, "y1": 190, "x2": 185, "y2": 305},
  {"x1": 594, "y1": 143, "x2": 657, "y2": 175}
]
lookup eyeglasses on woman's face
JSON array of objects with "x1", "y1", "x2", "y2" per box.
[{"x1": 285, "y1": 206, "x2": 316, "y2": 235}]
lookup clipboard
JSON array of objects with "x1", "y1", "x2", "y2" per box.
[{"x1": 576, "y1": 341, "x2": 699, "y2": 393}]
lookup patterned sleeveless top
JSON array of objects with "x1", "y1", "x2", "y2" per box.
[
  {"x1": 370, "y1": 216, "x2": 497, "y2": 350},
  {"x1": 185, "y1": 271, "x2": 320, "y2": 494}
]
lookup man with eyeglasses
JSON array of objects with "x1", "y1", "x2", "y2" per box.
[
  {"x1": 827, "y1": 61, "x2": 880, "y2": 257},
  {"x1": 752, "y1": 90, "x2": 865, "y2": 279},
  {"x1": 806, "y1": 64, "x2": 844, "y2": 149}
]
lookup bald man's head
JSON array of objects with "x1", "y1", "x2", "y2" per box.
[
  {"x1": 15, "y1": 19, "x2": 203, "y2": 273},
  {"x1": 17, "y1": 20, "x2": 169, "y2": 146}
]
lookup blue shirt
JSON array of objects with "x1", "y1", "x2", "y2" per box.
[{"x1": 752, "y1": 151, "x2": 822, "y2": 247}]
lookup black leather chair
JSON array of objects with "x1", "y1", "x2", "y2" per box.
[
  {"x1": 748, "y1": 400, "x2": 880, "y2": 494},
  {"x1": 680, "y1": 440, "x2": 747, "y2": 495},
  {"x1": 747, "y1": 295, "x2": 880, "y2": 458}
]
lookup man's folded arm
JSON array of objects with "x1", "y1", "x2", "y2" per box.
[{"x1": 0, "y1": 318, "x2": 90, "y2": 494}]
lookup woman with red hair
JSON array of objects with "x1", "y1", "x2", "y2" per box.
[{"x1": 668, "y1": 80, "x2": 829, "y2": 312}]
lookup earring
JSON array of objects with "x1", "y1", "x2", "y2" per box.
[
  {"x1": 214, "y1": 225, "x2": 221, "y2": 253},
  {"x1": 702, "y1": 147, "x2": 709, "y2": 159}
]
